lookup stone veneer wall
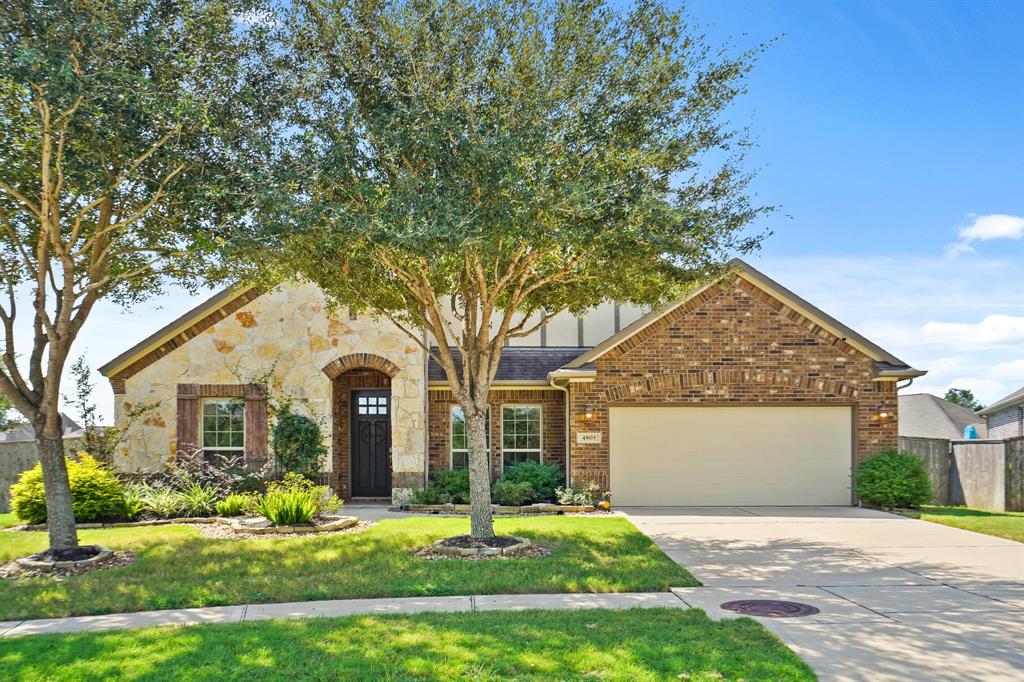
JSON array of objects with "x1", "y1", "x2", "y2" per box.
[
  {"x1": 114, "y1": 283, "x2": 427, "y2": 499},
  {"x1": 427, "y1": 389, "x2": 566, "y2": 479},
  {"x1": 567, "y1": 275, "x2": 898, "y2": 490}
]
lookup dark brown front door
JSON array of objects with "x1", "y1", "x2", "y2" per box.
[{"x1": 351, "y1": 390, "x2": 391, "y2": 497}]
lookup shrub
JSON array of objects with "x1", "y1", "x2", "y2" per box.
[
  {"x1": 121, "y1": 485, "x2": 145, "y2": 520},
  {"x1": 215, "y1": 493, "x2": 253, "y2": 517},
  {"x1": 272, "y1": 408, "x2": 328, "y2": 477},
  {"x1": 166, "y1": 447, "x2": 272, "y2": 495},
  {"x1": 409, "y1": 485, "x2": 449, "y2": 505},
  {"x1": 177, "y1": 483, "x2": 219, "y2": 517},
  {"x1": 555, "y1": 482, "x2": 599, "y2": 507},
  {"x1": 256, "y1": 489, "x2": 318, "y2": 525},
  {"x1": 500, "y1": 461, "x2": 564, "y2": 502},
  {"x1": 266, "y1": 472, "x2": 342, "y2": 513},
  {"x1": 491, "y1": 480, "x2": 535, "y2": 506},
  {"x1": 856, "y1": 449, "x2": 933, "y2": 509},
  {"x1": 431, "y1": 468, "x2": 470, "y2": 503},
  {"x1": 131, "y1": 482, "x2": 186, "y2": 519},
  {"x1": 10, "y1": 453, "x2": 126, "y2": 523}
]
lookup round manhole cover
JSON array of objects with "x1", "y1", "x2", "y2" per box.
[{"x1": 720, "y1": 599, "x2": 820, "y2": 618}]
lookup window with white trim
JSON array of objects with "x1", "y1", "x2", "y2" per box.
[
  {"x1": 501, "y1": 405, "x2": 541, "y2": 467},
  {"x1": 201, "y1": 398, "x2": 245, "y2": 459},
  {"x1": 451, "y1": 405, "x2": 490, "y2": 469}
]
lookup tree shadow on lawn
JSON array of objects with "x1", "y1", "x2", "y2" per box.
[
  {"x1": 0, "y1": 609, "x2": 814, "y2": 682},
  {"x1": 0, "y1": 517, "x2": 696, "y2": 620}
]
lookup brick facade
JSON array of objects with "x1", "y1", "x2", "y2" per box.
[
  {"x1": 427, "y1": 389, "x2": 566, "y2": 479},
  {"x1": 566, "y1": 275, "x2": 898, "y2": 490}
]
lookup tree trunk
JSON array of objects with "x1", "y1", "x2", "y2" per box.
[
  {"x1": 465, "y1": 406, "x2": 494, "y2": 539},
  {"x1": 36, "y1": 430, "x2": 79, "y2": 551}
]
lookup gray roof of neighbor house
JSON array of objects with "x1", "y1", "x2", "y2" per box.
[
  {"x1": 428, "y1": 347, "x2": 590, "y2": 385},
  {"x1": 0, "y1": 413, "x2": 84, "y2": 443},
  {"x1": 898, "y1": 394, "x2": 986, "y2": 440},
  {"x1": 978, "y1": 386, "x2": 1024, "y2": 417}
]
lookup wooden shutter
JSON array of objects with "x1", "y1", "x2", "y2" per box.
[
  {"x1": 244, "y1": 383, "x2": 268, "y2": 467},
  {"x1": 176, "y1": 384, "x2": 200, "y2": 455}
]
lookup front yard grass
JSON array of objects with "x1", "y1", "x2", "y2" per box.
[
  {"x1": 903, "y1": 505, "x2": 1024, "y2": 543},
  {"x1": 0, "y1": 516, "x2": 696, "y2": 621},
  {"x1": 0, "y1": 512, "x2": 17, "y2": 529},
  {"x1": 0, "y1": 608, "x2": 814, "y2": 681}
]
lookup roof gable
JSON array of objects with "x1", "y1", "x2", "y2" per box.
[
  {"x1": 898, "y1": 393, "x2": 985, "y2": 439},
  {"x1": 562, "y1": 258, "x2": 924, "y2": 379}
]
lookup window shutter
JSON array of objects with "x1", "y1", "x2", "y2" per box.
[
  {"x1": 244, "y1": 384, "x2": 268, "y2": 466},
  {"x1": 176, "y1": 384, "x2": 199, "y2": 454}
]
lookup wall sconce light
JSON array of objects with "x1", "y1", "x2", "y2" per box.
[
  {"x1": 873, "y1": 403, "x2": 890, "y2": 419},
  {"x1": 582, "y1": 405, "x2": 594, "y2": 420}
]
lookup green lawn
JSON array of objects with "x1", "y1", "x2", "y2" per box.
[
  {"x1": 0, "y1": 512, "x2": 17, "y2": 529},
  {"x1": 0, "y1": 608, "x2": 814, "y2": 682},
  {"x1": 905, "y1": 506, "x2": 1024, "y2": 543},
  {"x1": 0, "y1": 516, "x2": 696, "y2": 621}
]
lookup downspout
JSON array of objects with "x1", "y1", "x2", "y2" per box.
[
  {"x1": 548, "y1": 374, "x2": 571, "y2": 485},
  {"x1": 896, "y1": 378, "x2": 915, "y2": 392}
]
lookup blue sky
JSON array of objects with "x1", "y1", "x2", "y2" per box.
[{"x1": 53, "y1": 0, "x2": 1024, "y2": 422}]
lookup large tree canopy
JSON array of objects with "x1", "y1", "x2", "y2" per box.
[
  {"x1": 0, "y1": 0, "x2": 285, "y2": 552},
  {"x1": 241, "y1": 0, "x2": 771, "y2": 538}
]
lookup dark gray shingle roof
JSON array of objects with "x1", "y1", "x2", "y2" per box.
[
  {"x1": 898, "y1": 394, "x2": 986, "y2": 440},
  {"x1": 428, "y1": 347, "x2": 589, "y2": 383}
]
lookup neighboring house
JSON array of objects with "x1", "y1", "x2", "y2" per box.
[
  {"x1": 978, "y1": 387, "x2": 1024, "y2": 440},
  {"x1": 898, "y1": 393, "x2": 986, "y2": 440},
  {"x1": 0, "y1": 413, "x2": 84, "y2": 512},
  {"x1": 98, "y1": 259, "x2": 924, "y2": 506}
]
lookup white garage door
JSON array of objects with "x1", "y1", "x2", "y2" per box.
[{"x1": 609, "y1": 406, "x2": 852, "y2": 506}]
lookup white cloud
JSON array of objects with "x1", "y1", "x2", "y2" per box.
[
  {"x1": 945, "y1": 213, "x2": 1024, "y2": 256},
  {"x1": 921, "y1": 315, "x2": 1024, "y2": 349},
  {"x1": 753, "y1": 253, "x2": 1024, "y2": 404}
]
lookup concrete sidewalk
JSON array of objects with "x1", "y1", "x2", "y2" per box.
[{"x1": 0, "y1": 591, "x2": 686, "y2": 638}]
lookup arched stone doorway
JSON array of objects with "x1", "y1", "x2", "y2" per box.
[{"x1": 323, "y1": 354, "x2": 399, "y2": 500}]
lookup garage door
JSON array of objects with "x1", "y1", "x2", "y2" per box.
[{"x1": 609, "y1": 406, "x2": 852, "y2": 506}]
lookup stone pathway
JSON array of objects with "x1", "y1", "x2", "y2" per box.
[{"x1": 0, "y1": 592, "x2": 685, "y2": 638}]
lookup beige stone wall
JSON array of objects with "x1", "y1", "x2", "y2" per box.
[{"x1": 114, "y1": 283, "x2": 427, "y2": 497}]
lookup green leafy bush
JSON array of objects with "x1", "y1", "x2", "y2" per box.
[
  {"x1": 256, "y1": 489, "x2": 318, "y2": 525},
  {"x1": 131, "y1": 482, "x2": 186, "y2": 519},
  {"x1": 121, "y1": 485, "x2": 145, "y2": 520},
  {"x1": 266, "y1": 472, "x2": 342, "y2": 513},
  {"x1": 272, "y1": 408, "x2": 328, "y2": 477},
  {"x1": 409, "y1": 485, "x2": 448, "y2": 505},
  {"x1": 555, "y1": 482, "x2": 599, "y2": 506},
  {"x1": 215, "y1": 494, "x2": 252, "y2": 517},
  {"x1": 491, "y1": 480, "x2": 534, "y2": 506},
  {"x1": 856, "y1": 449, "x2": 933, "y2": 509},
  {"x1": 10, "y1": 453, "x2": 126, "y2": 523},
  {"x1": 177, "y1": 483, "x2": 219, "y2": 517},
  {"x1": 500, "y1": 461, "x2": 564, "y2": 502},
  {"x1": 431, "y1": 468, "x2": 470, "y2": 503}
]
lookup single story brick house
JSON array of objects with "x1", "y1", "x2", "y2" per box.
[{"x1": 99, "y1": 259, "x2": 924, "y2": 506}]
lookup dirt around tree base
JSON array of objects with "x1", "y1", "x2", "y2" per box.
[
  {"x1": 421, "y1": 535, "x2": 545, "y2": 559},
  {"x1": 0, "y1": 550, "x2": 136, "y2": 580},
  {"x1": 417, "y1": 544, "x2": 550, "y2": 561}
]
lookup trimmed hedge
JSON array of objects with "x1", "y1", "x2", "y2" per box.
[{"x1": 856, "y1": 448, "x2": 933, "y2": 509}]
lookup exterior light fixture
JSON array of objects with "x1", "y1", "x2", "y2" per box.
[{"x1": 583, "y1": 406, "x2": 594, "y2": 420}]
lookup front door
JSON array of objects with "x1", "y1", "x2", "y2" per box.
[{"x1": 351, "y1": 390, "x2": 391, "y2": 497}]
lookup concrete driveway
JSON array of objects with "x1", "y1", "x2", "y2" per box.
[{"x1": 622, "y1": 506, "x2": 1024, "y2": 681}]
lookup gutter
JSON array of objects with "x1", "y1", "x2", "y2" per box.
[{"x1": 547, "y1": 374, "x2": 571, "y2": 485}]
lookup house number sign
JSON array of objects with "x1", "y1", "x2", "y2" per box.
[{"x1": 576, "y1": 432, "x2": 602, "y2": 444}]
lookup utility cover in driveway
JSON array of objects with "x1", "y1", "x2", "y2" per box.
[{"x1": 609, "y1": 406, "x2": 853, "y2": 505}]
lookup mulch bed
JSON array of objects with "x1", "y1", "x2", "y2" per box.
[
  {"x1": 436, "y1": 534, "x2": 522, "y2": 549},
  {"x1": 193, "y1": 520, "x2": 376, "y2": 540},
  {"x1": 416, "y1": 544, "x2": 550, "y2": 561},
  {"x1": 0, "y1": 550, "x2": 136, "y2": 581}
]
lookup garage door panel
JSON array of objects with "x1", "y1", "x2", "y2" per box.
[{"x1": 609, "y1": 406, "x2": 852, "y2": 506}]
